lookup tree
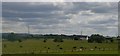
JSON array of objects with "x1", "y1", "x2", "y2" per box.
[
  {"x1": 88, "y1": 34, "x2": 105, "y2": 43},
  {"x1": 88, "y1": 39, "x2": 94, "y2": 43},
  {"x1": 53, "y1": 38, "x2": 63, "y2": 42},
  {"x1": 8, "y1": 32, "x2": 16, "y2": 42},
  {"x1": 110, "y1": 39, "x2": 114, "y2": 43},
  {"x1": 74, "y1": 37, "x2": 79, "y2": 40}
]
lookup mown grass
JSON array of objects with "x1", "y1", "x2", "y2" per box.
[{"x1": 2, "y1": 39, "x2": 118, "y2": 54}]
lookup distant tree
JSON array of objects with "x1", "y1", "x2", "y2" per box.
[
  {"x1": 88, "y1": 34, "x2": 105, "y2": 43},
  {"x1": 8, "y1": 32, "x2": 16, "y2": 42},
  {"x1": 74, "y1": 37, "x2": 79, "y2": 40},
  {"x1": 30, "y1": 35, "x2": 34, "y2": 37},
  {"x1": 105, "y1": 37, "x2": 114, "y2": 43},
  {"x1": 53, "y1": 38, "x2": 63, "y2": 42},
  {"x1": 88, "y1": 39, "x2": 94, "y2": 43},
  {"x1": 110, "y1": 39, "x2": 114, "y2": 43}
]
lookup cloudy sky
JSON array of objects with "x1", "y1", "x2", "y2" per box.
[{"x1": 2, "y1": 2, "x2": 118, "y2": 36}]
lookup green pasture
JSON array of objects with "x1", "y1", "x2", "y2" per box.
[{"x1": 2, "y1": 39, "x2": 118, "y2": 54}]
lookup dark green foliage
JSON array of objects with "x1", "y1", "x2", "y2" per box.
[
  {"x1": 110, "y1": 39, "x2": 114, "y2": 43},
  {"x1": 105, "y1": 38, "x2": 114, "y2": 43},
  {"x1": 53, "y1": 38, "x2": 63, "y2": 42},
  {"x1": 74, "y1": 37, "x2": 79, "y2": 40},
  {"x1": 7, "y1": 32, "x2": 16, "y2": 42},
  {"x1": 18, "y1": 39, "x2": 22, "y2": 43},
  {"x1": 88, "y1": 39, "x2": 94, "y2": 43},
  {"x1": 88, "y1": 34, "x2": 105, "y2": 43}
]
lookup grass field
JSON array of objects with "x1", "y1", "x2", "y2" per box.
[{"x1": 2, "y1": 39, "x2": 118, "y2": 54}]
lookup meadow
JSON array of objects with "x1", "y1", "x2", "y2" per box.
[{"x1": 2, "y1": 39, "x2": 118, "y2": 54}]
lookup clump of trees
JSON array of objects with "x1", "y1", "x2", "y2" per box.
[
  {"x1": 74, "y1": 37, "x2": 79, "y2": 40},
  {"x1": 7, "y1": 32, "x2": 16, "y2": 42},
  {"x1": 88, "y1": 34, "x2": 105, "y2": 43},
  {"x1": 105, "y1": 38, "x2": 114, "y2": 43},
  {"x1": 53, "y1": 38, "x2": 63, "y2": 42}
]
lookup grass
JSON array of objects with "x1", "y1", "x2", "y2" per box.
[{"x1": 2, "y1": 39, "x2": 118, "y2": 54}]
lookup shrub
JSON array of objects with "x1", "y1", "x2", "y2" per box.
[{"x1": 53, "y1": 38, "x2": 63, "y2": 42}]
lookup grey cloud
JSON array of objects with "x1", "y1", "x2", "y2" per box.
[
  {"x1": 2, "y1": 2, "x2": 61, "y2": 12},
  {"x1": 2, "y1": 2, "x2": 118, "y2": 36},
  {"x1": 88, "y1": 18, "x2": 117, "y2": 25}
]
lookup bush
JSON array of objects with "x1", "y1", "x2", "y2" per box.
[
  {"x1": 74, "y1": 37, "x2": 79, "y2": 40},
  {"x1": 110, "y1": 39, "x2": 114, "y2": 43},
  {"x1": 53, "y1": 38, "x2": 63, "y2": 42},
  {"x1": 88, "y1": 39, "x2": 94, "y2": 43},
  {"x1": 43, "y1": 39, "x2": 47, "y2": 43}
]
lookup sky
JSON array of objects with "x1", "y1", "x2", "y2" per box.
[
  {"x1": 2, "y1": 2, "x2": 118, "y2": 36},
  {"x1": 2, "y1": 0, "x2": 120, "y2": 2}
]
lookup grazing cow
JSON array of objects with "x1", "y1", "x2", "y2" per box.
[
  {"x1": 90, "y1": 48, "x2": 94, "y2": 51},
  {"x1": 80, "y1": 49, "x2": 82, "y2": 51}
]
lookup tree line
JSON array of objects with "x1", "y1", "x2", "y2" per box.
[{"x1": 2, "y1": 32, "x2": 117, "y2": 43}]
